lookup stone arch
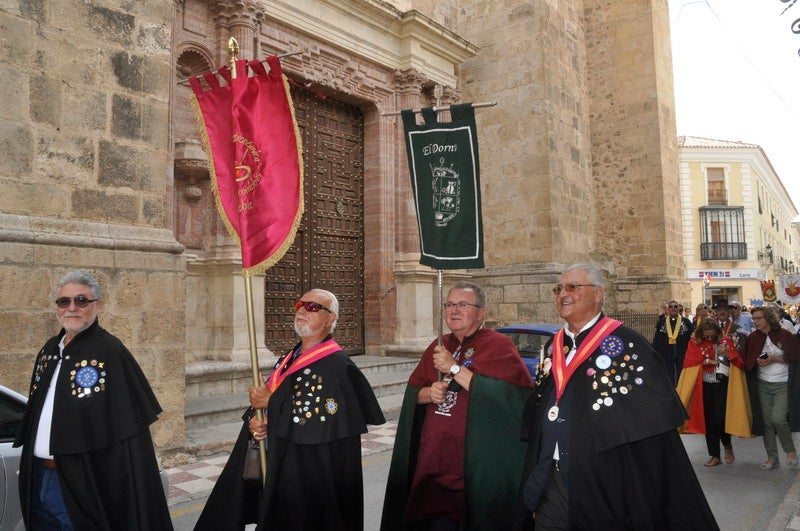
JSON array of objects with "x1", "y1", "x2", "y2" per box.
[{"x1": 176, "y1": 46, "x2": 214, "y2": 79}]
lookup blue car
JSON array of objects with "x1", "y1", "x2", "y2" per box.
[{"x1": 496, "y1": 323, "x2": 562, "y2": 379}]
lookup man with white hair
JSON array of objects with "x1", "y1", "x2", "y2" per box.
[
  {"x1": 196, "y1": 288, "x2": 385, "y2": 530},
  {"x1": 514, "y1": 263, "x2": 717, "y2": 529},
  {"x1": 14, "y1": 270, "x2": 172, "y2": 530}
]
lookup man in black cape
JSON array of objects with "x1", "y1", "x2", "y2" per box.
[
  {"x1": 652, "y1": 298, "x2": 694, "y2": 385},
  {"x1": 195, "y1": 288, "x2": 385, "y2": 530},
  {"x1": 514, "y1": 263, "x2": 718, "y2": 530},
  {"x1": 14, "y1": 270, "x2": 172, "y2": 530}
]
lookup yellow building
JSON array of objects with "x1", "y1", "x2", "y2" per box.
[{"x1": 679, "y1": 136, "x2": 800, "y2": 309}]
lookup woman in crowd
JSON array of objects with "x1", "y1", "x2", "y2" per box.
[
  {"x1": 742, "y1": 306, "x2": 800, "y2": 470},
  {"x1": 677, "y1": 319, "x2": 751, "y2": 467},
  {"x1": 693, "y1": 303, "x2": 711, "y2": 327}
]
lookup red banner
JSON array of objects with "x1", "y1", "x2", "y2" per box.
[
  {"x1": 189, "y1": 56, "x2": 303, "y2": 274},
  {"x1": 761, "y1": 280, "x2": 777, "y2": 302}
]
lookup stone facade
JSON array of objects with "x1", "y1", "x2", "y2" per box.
[
  {"x1": 0, "y1": 0, "x2": 689, "y2": 450},
  {"x1": 0, "y1": 0, "x2": 186, "y2": 449}
]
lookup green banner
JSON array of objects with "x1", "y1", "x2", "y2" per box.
[{"x1": 402, "y1": 104, "x2": 484, "y2": 270}]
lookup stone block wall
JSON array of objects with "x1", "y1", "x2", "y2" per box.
[{"x1": 0, "y1": 1, "x2": 186, "y2": 450}]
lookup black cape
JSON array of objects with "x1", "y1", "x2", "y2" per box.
[
  {"x1": 14, "y1": 319, "x2": 172, "y2": 530},
  {"x1": 514, "y1": 320, "x2": 719, "y2": 530},
  {"x1": 651, "y1": 314, "x2": 694, "y2": 383},
  {"x1": 195, "y1": 346, "x2": 385, "y2": 531}
]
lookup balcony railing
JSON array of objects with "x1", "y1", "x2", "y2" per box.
[{"x1": 700, "y1": 242, "x2": 747, "y2": 261}]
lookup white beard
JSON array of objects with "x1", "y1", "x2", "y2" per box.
[{"x1": 294, "y1": 322, "x2": 313, "y2": 337}]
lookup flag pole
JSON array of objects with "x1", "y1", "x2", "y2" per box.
[
  {"x1": 433, "y1": 86, "x2": 445, "y2": 384},
  {"x1": 227, "y1": 36, "x2": 268, "y2": 485}
]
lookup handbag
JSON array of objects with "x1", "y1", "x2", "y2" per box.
[{"x1": 242, "y1": 437, "x2": 264, "y2": 484}]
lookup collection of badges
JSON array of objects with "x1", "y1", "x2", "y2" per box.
[
  {"x1": 70, "y1": 359, "x2": 106, "y2": 398},
  {"x1": 435, "y1": 346, "x2": 475, "y2": 417},
  {"x1": 290, "y1": 367, "x2": 338, "y2": 425},
  {"x1": 31, "y1": 351, "x2": 107, "y2": 399},
  {"x1": 536, "y1": 335, "x2": 647, "y2": 415},
  {"x1": 31, "y1": 349, "x2": 56, "y2": 395}
]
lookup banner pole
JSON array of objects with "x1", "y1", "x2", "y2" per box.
[
  {"x1": 382, "y1": 100, "x2": 497, "y2": 117},
  {"x1": 228, "y1": 36, "x2": 268, "y2": 485}
]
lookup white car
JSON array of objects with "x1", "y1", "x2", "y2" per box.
[
  {"x1": 0, "y1": 384, "x2": 170, "y2": 530},
  {"x1": 0, "y1": 384, "x2": 26, "y2": 531}
]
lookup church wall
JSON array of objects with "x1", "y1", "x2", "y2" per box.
[
  {"x1": 0, "y1": 0, "x2": 186, "y2": 449},
  {"x1": 584, "y1": 0, "x2": 689, "y2": 310},
  {"x1": 452, "y1": 0, "x2": 596, "y2": 322}
]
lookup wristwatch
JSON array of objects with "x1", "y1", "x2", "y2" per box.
[{"x1": 449, "y1": 363, "x2": 461, "y2": 375}]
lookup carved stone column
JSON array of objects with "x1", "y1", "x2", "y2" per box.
[{"x1": 210, "y1": 0, "x2": 265, "y2": 62}]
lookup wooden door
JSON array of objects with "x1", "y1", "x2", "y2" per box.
[{"x1": 264, "y1": 86, "x2": 365, "y2": 355}]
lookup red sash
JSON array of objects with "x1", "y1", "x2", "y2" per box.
[
  {"x1": 552, "y1": 317, "x2": 623, "y2": 401},
  {"x1": 266, "y1": 338, "x2": 342, "y2": 392}
]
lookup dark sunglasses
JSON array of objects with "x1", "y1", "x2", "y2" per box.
[
  {"x1": 294, "y1": 300, "x2": 332, "y2": 313},
  {"x1": 55, "y1": 295, "x2": 98, "y2": 309}
]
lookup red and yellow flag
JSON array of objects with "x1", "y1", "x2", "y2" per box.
[
  {"x1": 761, "y1": 280, "x2": 777, "y2": 302},
  {"x1": 189, "y1": 56, "x2": 303, "y2": 275}
]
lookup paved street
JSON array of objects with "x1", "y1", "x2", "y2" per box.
[{"x1": 167, "y1": 423, "x2": 800, "y2": 530}]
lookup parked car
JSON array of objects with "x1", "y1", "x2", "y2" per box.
[
  {"x1": 0, "y1": 384, "x2": 170, "y2": 531},
  {"x1": 0, "y1": 384, "x2": 26, "y2": 531},
  {"x1": 496, "y1": 323, "x2": 561, "y2": 379}
]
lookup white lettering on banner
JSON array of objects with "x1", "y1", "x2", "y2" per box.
[{"x1": 422, "y1": 143, "x2": 457, "y2": 156}]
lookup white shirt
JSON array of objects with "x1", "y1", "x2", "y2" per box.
[
  {"x1": 758, "y1": 336, "x2": 789, "y2": 383},
  {"x1": 33, "y1": 336, "x2": 65, "y2": 459},
  {"x1": 554, "y1": 312, "x2": 603, "y2": 459}
]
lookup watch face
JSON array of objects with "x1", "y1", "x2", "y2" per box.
[{"x1": 450, "y1": 364, "x2": 460, "y2": 374}]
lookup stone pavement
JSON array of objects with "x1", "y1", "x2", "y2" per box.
[
  {"x1": 165, "y1": 420, "x2": 398, "y2": 505},
  {"x1": 164, "y1": 423, "x2": 800, "y2": 530}
]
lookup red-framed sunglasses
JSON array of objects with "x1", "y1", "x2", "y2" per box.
[{"x1": 294, "y1": 300, "x2": 332, "y2": 313}]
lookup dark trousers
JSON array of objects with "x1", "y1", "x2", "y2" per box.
[
  {"x1": 703, "y1": 381, "x2": 731, "y2": 458},
  {"x1": 30, "y1": 458, "x2": 74, "y2": 530},
  {"x1": 534, "y1": 463, "x2": 569, "y2": 530}
]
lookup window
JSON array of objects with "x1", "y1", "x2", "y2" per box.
[
  {"x1": 706, "y1": 167, "x2": 727, "y2": 205},
  {"x1": 699, "y1": 206, "x2": 746, "y2": 260},
  {"x1": 0, "y1": 390, "x2": 26, "y2": 441}
]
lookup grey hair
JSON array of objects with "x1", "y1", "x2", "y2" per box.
[
  {"x1": 450, "y1": 281, "x2": 486, "y2": 308},
  {"x1": 309, "y1": 288, "x2": 339, "y2": 331},
  {"x1": 562, "y1": 263, "x2": 606, "y2": 289},
  {"x1": 58, "y1": 270, "x2": 102, "y2": 299}
]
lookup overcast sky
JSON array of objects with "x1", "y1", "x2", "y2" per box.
[{"x1": 669, "y1": 0, "x2": 800, "y2": 219}]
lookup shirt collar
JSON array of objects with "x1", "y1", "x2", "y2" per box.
[{"x1": 563, "y1": 312, "x2": 602, "y2": 343}]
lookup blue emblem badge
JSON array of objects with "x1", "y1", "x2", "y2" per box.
[
  {"x1": 75, "y1": 366, "x2": 99, "y2": 388},
  {"x1": 600, "y1": 336, "x2": 624, "y2": 358}
]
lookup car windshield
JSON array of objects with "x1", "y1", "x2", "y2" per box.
[{"x1": 502, "y1": 331, "x2": 549, "y2": 359}]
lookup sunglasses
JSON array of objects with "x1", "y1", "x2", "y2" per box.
[
  {"x1": 668, "y1": 305, "x2": 679, "y2": 309},
  {"x1": 55, "y1": 295, "x2": 98, "y2": 309},
  {"x1": 294, "y1": 300, "x2": 332, "y2": 313},
  {"x1": 552, "y1": 283, "x2": 596, "y2": 295}
]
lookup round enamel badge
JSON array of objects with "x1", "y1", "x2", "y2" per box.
[
  {"x1": 600, "y1": 336, "x2": 624, "y2": 358},
  {"x1": 75, "y1": 366, "x2": 99, "y2": 388}
]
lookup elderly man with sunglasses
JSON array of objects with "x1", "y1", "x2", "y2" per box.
[
  {"x1": 13, "y1": 270, "x2": 172, "y2": 530},
  {"x1": 382, "y1": 281, "x2": 533, "y2": 531},
  {"x1": 513, "y1": 263, "x2": 717, "y2": 530},
  {"x1": 196, "y1": 288, "x2": 385, "y2": 531},
  {"x1": 652, "y1": 298, "x2": 694, "y2": 385}
]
